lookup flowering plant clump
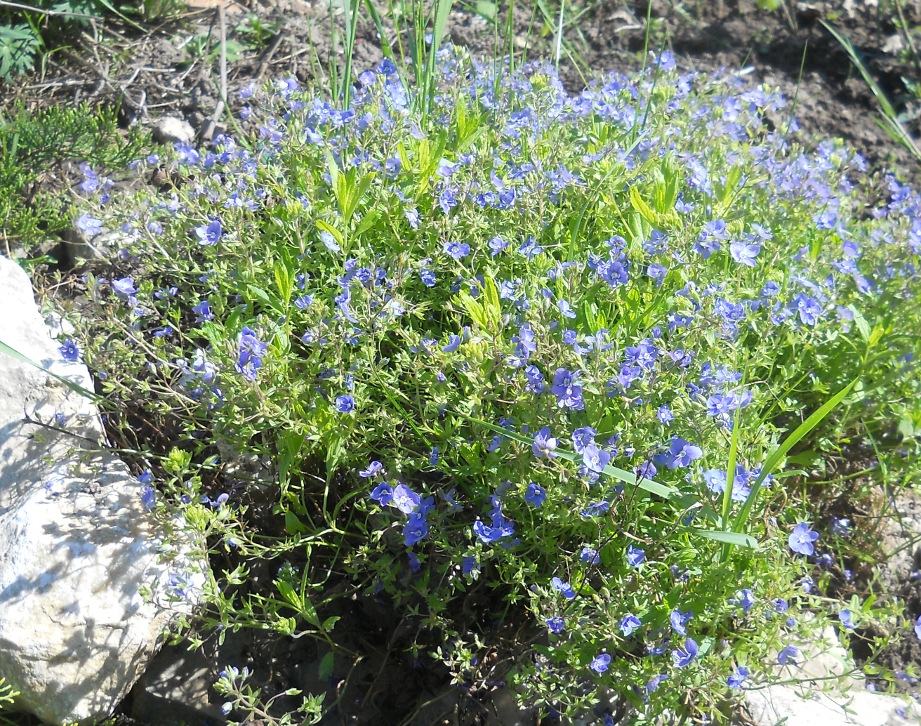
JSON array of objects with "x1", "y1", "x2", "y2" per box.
[{"x1": 69, "y1": 48, "x2": 921, "y2": 722}]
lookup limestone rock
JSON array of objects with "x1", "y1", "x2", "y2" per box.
[
  {"x1": 744, "y1": 684, "x2": 918, "y2": 726},
  {"x1": 0, "y1": 256, "x2": 205, "y2": 725}
]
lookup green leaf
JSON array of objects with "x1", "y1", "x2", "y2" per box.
[
  {"x1": 455, "y1": 413, "x2": 678, "y2": 501},
  {"x1": 318, "y1": 651, "x2": 335, "y2": 680},
  {"x1": 0, "y1": 338, "x2": 102, "y2": 403},
  {"x1": 693, "y1": 529, "x2": 758, "y2": 549},
  {"x1": 733, "y1": 378, "x2": 858, "y2": 532},
  {"x1": 285, "y1": 510, "x2": 307, "y2": 534}
]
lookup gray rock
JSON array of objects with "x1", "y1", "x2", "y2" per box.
[
  {"x1": 0, "y1": 256, "x2": 206, "y2": 725},
  {"x1": 744, "y1": 684, "x2": 918, "y2": 726}
]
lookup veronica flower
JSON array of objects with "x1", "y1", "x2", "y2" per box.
[
  {"x1": 728, "y1": 667, "x2": 749, "y2": 689},
  {"x1": 788, "y1": 522, "x2": 819, "y2": 556},
  {"x1": 335, "y1": 395, "x2": 355, "y2": 413},
  {"x1": 532, "y1": 427, "x2": 558, "y2": 458},
  {"x1": 444, "y1": 240, "x2": 470, "y2": 260},
  {"x1": 391, "y1": 483, "x2": 421, "y2": 514},
  {"x1": 320, "y1": 230, "x2": 340, "y2": 252},
  {"x1": 193, "y1": 300, "x2": 214, "y2": 323},
  {"x1": 672, "y1": 638, "x2": 698, "y2": 668},
  {"x1": 195, "y1": 218, "x2": 223, "y2": 245},
  {"x1": 546, "y1": 616, "x2": 564, "y2": 634},
  {"x1": 582, "y1": 444, "x2": 610, "y2": 474},
  {"x1": 140, "y1": 486, "x2": 156, "y2": 511},
  {"x1": 670, "y1": 609, "x2": 693, "y2": 635},
  {"x1": 626, "y1": 545, "x2": 645, "y2": 567},
  {"x1": 489, "y1": 236, "x2": 509, "y2": 255},
  {"x1": 403, "y1": 511, "x2": 429, "y2": 546},
  {"x1": 235, "y1": 326, "x2": 268, "y2": 382},
  {"x1": 777, "y1": 645, "x2": 799, "y2": 665},
  {"x1": 550, "y1": 368, "x2": 584, "y2": 410},
  {"x1": 370, "y1": 482, "x2": 394, "y2": 505},
  {"x1": 666, "y1": 437, "x2": 703, "y2": 469},
  {"x1": 525, "y1": 482, "x2": 546, "y2": 508},
  {"x1": 111, "y1": 277, "x2": 136, "y2": 297},
  {"x1": 729, "y1": 240, "x2": 761, "y2": 267},
  {"x1": 473, "y1": 512, "x2": 515, "y2": 543},
  {"x1": 580, "y1": 546, "x2": 600, "y2": 565},
  {"x1": 59, "y1": 339, "x2": 79, "y2": 362},
  {"x1": 570, "y1": 427, "x2": 595, "y2": 454},
  {"x1": 792, "y1": 293, "x2": 822, "y2": 326},
  {"x1": 551, "y1": 577, "x2": 576, "y2": 599},
  {"x1": 441, "y1": 334, "x2": 462, "y2": 353},
  {"x1": 620, "y1": 614, "x2": 642, "y2": 636},
  {"x1": 76, "y1": 213, "x2": 103, "y2": 237},
  {"x1": 589, "y1": 653, "x2": 611, "y2": 674},
  {"x1": 359, "y1": 461, "x2": 383, "y2": 478}
]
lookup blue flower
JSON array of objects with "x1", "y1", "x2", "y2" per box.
[
  {"x1": 728, "y1": 666, "x2": 749, "y2": 689},
  {"x1": 838, "y1": 610, "x2": 855, "y2": 630},
  {"x1": 441, "y1": 334, "x2": 462, "y2": 353},
  {"x1": 140, "y1": 486, "x2": 156, "y2": 511},
  {"x1": 670, "y1": 609, "x2": 693, "y2": 636},
  {"x1": 788, "y1": 522, "x2": 819, "y2": 556},
  {"x1": 444, "y1": 240, "x2": 470, "y2": 260},
  {"x1": 580, "y1": 501, "x2": 610, "y2": 518},
  {"x1": 589, "y1": 653, "x2": 611, "y2": 675},
  {"x1": 551, "y1": 577, "x2": 576, "y2": 600},
  {"x1": 525, "y1": 482, "x2": 546, "y2": 508},
  {"x1": 403, "y1": 512, "x2": 429, "y2": 547},
  {"x1": 666, "y1": 437, "x2": 703, "y2": 469},
  {"x1": 580, "y1": 546, "x2": 600, "y2": 565},
  {"x1": 581, "y1": 444, "x2": 610, "y2": 474},
  {"x1": 550, "y1": 368, "x2": 584, "y2": 410},
  {"x1": 672, "y1": 638, "x2": 698, "y2": 668},
  {"x1": 359, "y1": 460, "x2": 383, "y2": 478},
  {"x1": 75, "y1": 213, "x2": 103, "y2": 237},
  {"x1": 737, "y1": 588, "x2": 755, "y2": 614},
  {"x1": 111, "y1": 277, "x2": 136, "y2": 297},
  {"x1": 730, "y1": 240, "x2": 761, "y2": 267},
  {"x1": 462, "y1": 556, "x2": 479, "y2": 575},
  {"x1": 532, "y1": 427, "x2": 558, "y2": 458},
  {"x1": 235, "y1": 326, "x2": 268, "y2": 382},
  {"x1": 391, "y1": 483, "x2": 421, "y2": 513},
  {"x1": 488, "y1": 236, "x2": 509, "y2": 255},
  {"x1": 620, "y1": 614, "x2": 642, "y2": 636},
  {"x1": 193, "y1": 299, "x2": 214, "y2": 323},
  {"x1": 335, "y1": 394, "x2": 355, "y2": 413},
  {"x1": 195, "y1": 217, "x2": 223, "y2": 245},
  {"x1": 472, "y1": 514, "x2": 515, "y2": 544},
  {"x1": 571, "y1": 427, "x2": 597, "y2": 454},
  {"x1": 320, "y1": 230, "x2": 341, "y2": 252},
  {"x1": 546, "y1": 616, "x2": 564, "y2": 634},
  {"x1": 777, "y1": 645, "x2": 799, "y2": 666},
  {"x1": 626, "y1": 545, "x2": 645, "y2": 568},
  {"x1": 914, "y1": 615, "x2": 921, "y2": 641},
  {"x1": 59, "y1": 339, "x2": 79, "y2": 362}
]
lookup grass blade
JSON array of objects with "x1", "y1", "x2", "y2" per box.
[
  {"x1": 732, "y1": 378, "x2": 858, "y2": 533},
  {"x1": 0, "y1": 338, "x2": 102, "y2": 403}
]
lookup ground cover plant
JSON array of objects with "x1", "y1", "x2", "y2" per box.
[
  {"x1": 52, "y1": 42, "x2": 921, "y2": 724},
  {"x1": 0, "y1": 100, "x2": 151, "y2": 269}
]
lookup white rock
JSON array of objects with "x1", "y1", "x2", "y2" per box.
[
  {"x1": 744, "y1": 684, "x2": 918, "y2": 726},
  {"x1": 742, "y1": 619, "x2": 919, "y2": 726},
  {"x1": 0, "y1": 256, "x2": 205, "y2": 725},
  {"x1": 152, "y1": 116, "x2": 195, "y2": 144}
]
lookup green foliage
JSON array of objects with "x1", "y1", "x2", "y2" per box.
[
  {"x1": 68, "y1": 48, "x2": 921, "y2": 723},
  {"x1": 0, "y1": 101, "x2": 151, "y2": 262}
]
